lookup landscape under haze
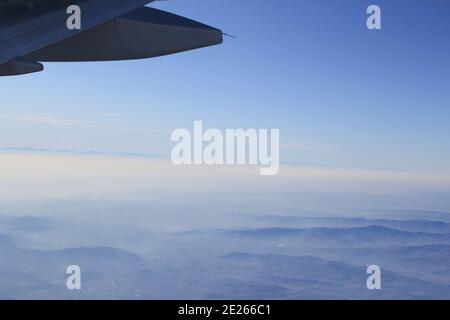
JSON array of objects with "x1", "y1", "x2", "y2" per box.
[
  {"x1": 0, "y1": 153, "x2": 449, "y2": 300},
  {"x1": 1, "y1": 0, "x2": 450, "y2": 300}
]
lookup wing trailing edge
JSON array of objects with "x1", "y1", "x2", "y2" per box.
[{"x1": 28, "y1": 7, "x2": 223, "y2": 62}]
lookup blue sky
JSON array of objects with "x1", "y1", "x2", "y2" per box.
[{"x1": 1, "y1": 0, "x2": 450, "y2": 174}]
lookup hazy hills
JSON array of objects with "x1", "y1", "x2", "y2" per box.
[
  {"x1": 191, "y1": 225, "x2": 450, "y2": 247},
  {"x1": 256, "y1": 215, "x2": 450, "y2": 233},
  {"x1": 219, "y1": 252, "x2": 450, "y2": 299},
  {"x1": 1, "y1": 211, "x2": 450, "y2": 299}
]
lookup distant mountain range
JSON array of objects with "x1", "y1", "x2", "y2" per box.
[
  {"x1": 0, "y1": 147, "x2": 165, "y2": 158},
  {"x1": 309, "y1": 244, "x2": 450, "y2": 284},
  {"x1": 195, "y1": 225, "x2": 450, "y2": 247},
  {"x1": 255, "y1": 215, "x2": 450, "y2": 233},
  {"x1": 0, "y1": 215, "x2": 54, "y2": 232},
  {"x1": 368, "y1": 209, "x2": 450, "y2": 223},
  {"x1": 2, "y1": 210, "x2": 450, "y2": 299},
  {"x1": 219, "y1": 252, "x2": 450, "y2": 299}
]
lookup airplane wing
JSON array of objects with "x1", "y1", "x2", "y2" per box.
[{"x1": 0, "y1": 0, "x2": 223, "y2": 76}]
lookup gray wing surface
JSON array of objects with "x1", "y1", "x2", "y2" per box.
[
  {"x1": 0, "y1": 0, "x2": 155, "y2": 64},
  {"x1": 0, "y1": 0, "x2": 222, "y2": 76},
  {"x1": 28, "y1": 7, "x2": 223, "y2": 62}
]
